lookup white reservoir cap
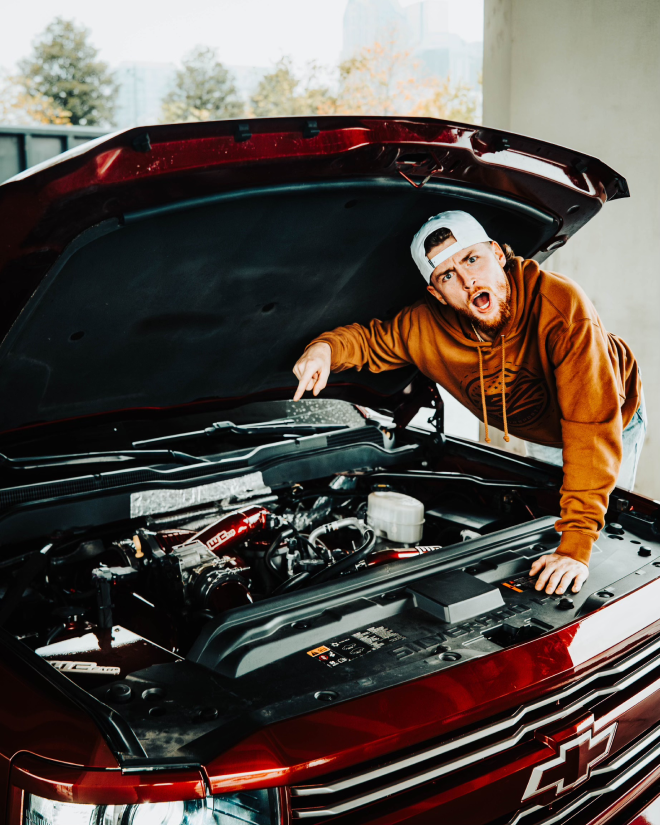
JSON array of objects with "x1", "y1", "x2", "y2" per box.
[{"x1": 367, "y1": 491, "x2": 425, "y2": 544}]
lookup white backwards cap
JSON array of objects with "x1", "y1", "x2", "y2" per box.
[{"x1": 410, "y1": 210, "x2": 492, "y2": 283}]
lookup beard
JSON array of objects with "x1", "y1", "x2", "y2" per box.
[{"x1": 453, "y1": 275, "x2": 512, "y2": 339}]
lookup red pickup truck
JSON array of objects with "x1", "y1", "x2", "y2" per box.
[{"x1": 1, "y1": 116, "x2": 659, "y2": 825}]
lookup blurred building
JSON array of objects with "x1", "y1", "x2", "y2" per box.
[
  {"x1": 405, "y1": 0, "x2": 449, "y2": 41},
  {"x1": 0, "y1": 124, "x2": 107, "y2": 184},
  {"x1": 415, "y1": 32, "x2": 482, "y2": 87},
  {"x1": 342, "y1": 0, "x2": 482, "y2": 87},
  {"x1": 341, "y1": 0, "x2": 411, "y2": 60},
  {"x1": 406, "y1": 1, "x2": 482, "y2": 86},
  {"x1": 115, "y1": 62, "x2": 177, "y2": 129}
]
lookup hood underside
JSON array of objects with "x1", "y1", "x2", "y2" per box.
[{"x1": 0, "y1": 116, "x2": 628, "y2": 434}]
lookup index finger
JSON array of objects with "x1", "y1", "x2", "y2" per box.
[{"x1": 293, "y1": 364, "x2": 318, "y2": 401}]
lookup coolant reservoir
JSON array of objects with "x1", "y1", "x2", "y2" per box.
[{"x1": 367, "y1": 491, "x2": 425, "y2": 544}]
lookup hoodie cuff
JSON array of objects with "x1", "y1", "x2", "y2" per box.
[
  {"x1": 305, "y1": 336, "x2": 343, "y2": 372},
  {"x1": 555, "y1": 532, "x2": 594, "y2": 566}
]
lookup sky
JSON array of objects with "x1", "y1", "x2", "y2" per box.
[{"x1": 0, "y1": 0, "x2": 484, "y2": 73}]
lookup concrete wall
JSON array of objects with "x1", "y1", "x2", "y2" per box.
[{"x1": 483, "y1": 0, "x2": 660, "y2": 496}]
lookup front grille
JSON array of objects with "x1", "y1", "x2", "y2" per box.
[
  {"x1": 508, "y1": 721, "x2": 660, "y2": 825},
  {"x1": 290, "y1": 635, "x2": 660, "y2": 821}
]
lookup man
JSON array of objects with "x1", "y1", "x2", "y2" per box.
[{"x1": 292, "y1": 211, "x2": 645, "y2": 596}]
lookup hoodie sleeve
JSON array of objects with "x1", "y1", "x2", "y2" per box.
[
  {"x1": 308, "y1": 305, "x2": 416, "y2": 373},
  {"x1": 550, "y1": 317, "x2": 624, "y2": 565}
]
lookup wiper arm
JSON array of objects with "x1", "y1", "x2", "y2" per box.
[
  {"x1": 0, "y1": 448, "x2": 209, "y2": 470},
  {"x1": 0, "y1": 418, "x2": 356, "y2": 472},
  {"x1": 131, "y1": 418, "x2": 348, "y2": 448}
]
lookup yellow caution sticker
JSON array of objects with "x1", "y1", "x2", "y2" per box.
[{"x1": 307, "y1": 645, "x2": 330, "y2": 657}]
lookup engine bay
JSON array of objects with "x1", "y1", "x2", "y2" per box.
[
  {"x1": 2, "y1": 403, "x2": 660, "y2": 762},
  {"x1": 4, "y1": 461, "x2": 543, "y2": 659}
]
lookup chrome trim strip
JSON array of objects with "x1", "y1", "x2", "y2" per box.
[
  {"x1": 293, "y1": 721, "x2": 660, "y2": 822},
  {"x1": 507, "y1": 723, "x2": 660, "y2": 825},
  {"x1": 293, "y1": 637, "x2": 660, "y2": 800},
  {"x1": 291, "y1": 638, "x2": 660, "y2": 819}
]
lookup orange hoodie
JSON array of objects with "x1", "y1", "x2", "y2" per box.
[{"x1": 311, "y1": 258, "x2": 641, "y2": 565}]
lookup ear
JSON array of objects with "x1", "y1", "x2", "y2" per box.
[
  {"x1": 490, "y1": 241, "x2": 507, "y2": 268},
  {"x1": 427, "y1": 282, "x2": 447, "y2": 305}
]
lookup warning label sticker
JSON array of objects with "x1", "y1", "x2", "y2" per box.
[
  {"x1": 306, "y1": 625, "x2": 405, "y2": 668},
  {"x1": 307, "y1": 645, "x2": 331, "y2": 658}
]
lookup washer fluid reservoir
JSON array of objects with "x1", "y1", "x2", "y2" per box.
[{"x1": 367, "y1": 491, "x2": 425, "y2": 544}]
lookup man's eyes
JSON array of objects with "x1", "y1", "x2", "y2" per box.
[
  {"x1": 442, "y1": 272, "x2": 453, "y2": 281},
  {"x1": 468, "y1": 256, "x2": 477, "y2": 263}
]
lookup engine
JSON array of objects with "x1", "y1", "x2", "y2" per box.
[
  {"x1": 9, "y1": 470, "x2": 531, "y2": 659},
  {"x1": 89, "y1": 488, "x2": 434, "y2": 632}
]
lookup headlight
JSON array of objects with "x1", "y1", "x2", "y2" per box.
[{"x1": 24, "y1": 789, "x2": 280, "y2": 825}]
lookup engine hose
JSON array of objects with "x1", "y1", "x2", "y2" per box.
[
  {"x1": 299, "y1": 534, "x2": 321, "y2": 559},
  {"x1": 308, "y1": 517, "x2": 366, "y2": 547},
  {"x1": 46, "y1": 623, "x2": 65, "y2": 645},
  {"x1": 308, "y1": 528, "x2": 377, "y2": 585},
  {"x1": 273, "y1": 571, "x2": 311, "y2": 595},
  {"x1": 265, "y1": 528, "x2": 294, "y2": 577}
]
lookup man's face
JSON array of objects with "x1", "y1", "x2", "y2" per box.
[{"x1": 426, "y1": 237, "x2": 511, "y2": 338}]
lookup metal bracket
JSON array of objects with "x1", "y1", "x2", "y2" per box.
[
  {"x1": 395, "y1": 152, "x2": 440, "y2": 189},
  {"x1": 397, "y1": 169, "x2": 435, "y2": 189}
]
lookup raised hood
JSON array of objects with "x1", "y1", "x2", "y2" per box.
[{"x1": 0, "y1": 116, "x2": 628, "y2": 434}]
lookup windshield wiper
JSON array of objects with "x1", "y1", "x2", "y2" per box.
[
  {"x1": 0, "y1": 448, "x2": 209, "y2": 471},
  {"x1": 131, "y1": 418, "x2": 349, "y2": 448}
]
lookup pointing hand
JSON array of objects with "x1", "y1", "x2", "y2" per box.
[{"x1": 293, "y1": 343, "x2": 332, "y2": 401}]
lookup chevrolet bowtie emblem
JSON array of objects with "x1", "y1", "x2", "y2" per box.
[{"x1": 522, "y1": 721, "x2": 618, "y2": 801}]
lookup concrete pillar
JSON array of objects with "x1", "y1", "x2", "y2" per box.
[{"x1": 483, "y1": 0, "x2": 660, "y2": 495}]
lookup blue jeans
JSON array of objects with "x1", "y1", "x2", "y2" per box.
[{"x1": 525, "y1": 390, "x2": 647, "y2": 491}]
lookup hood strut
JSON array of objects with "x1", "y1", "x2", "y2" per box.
[{"x1": 393, "y1": 375, "x2": 445, "y2": 447}]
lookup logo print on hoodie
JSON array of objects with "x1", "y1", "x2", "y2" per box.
[{"x1": 466, "y1": 365, "x2": 550, "y2": 428}]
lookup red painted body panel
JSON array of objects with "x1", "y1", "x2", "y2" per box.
[
  {"x1": 206, "y1": 575, "x2": 660, "y2": 793},
  {"x1": 0, "y1": 655, "x2": 116, "y2": 770},
  {"x1": 4, "y1": 576, "x2": 660, "y2": 824},
  {"x1": 10, "y1": 754, "x2": 206, "y2": 805},
  {"x1": 0, "y1": 647, "x2": 118, "y2": 822}
]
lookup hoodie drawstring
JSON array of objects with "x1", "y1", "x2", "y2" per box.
[
  {"x1": 476, "y1": 335, "x2": 510, "y2": 445},
  {"x1": 477, "y1": 345, "x2": 490, "y2": 444},
  {"x1": 500, "y1": 335, "x2": 510, "y2": 442}
]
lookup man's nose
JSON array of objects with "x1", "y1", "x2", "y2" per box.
[{"x1": 462, "y1": 274, "x2": 476, "y2": 290}]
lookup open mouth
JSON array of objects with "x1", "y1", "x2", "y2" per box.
[{"x1": 471, "y1": 290, "x2": 492, "y2": 313}]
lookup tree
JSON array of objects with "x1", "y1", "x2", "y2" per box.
[
  {"x1": 250, "y1": 57, "x2": 333, "y2": 117},
  {"x1": 161, "y1": 46, "x2": 243, "y2": 123},
  {"x1": 328, "y1": 36, "x2": 482, "y2": 124},
  {"x1": 332, "y1": 37, "x2": 422, "y2": 116},
  {"x1": 411, "y1": 76, "x2": 481, "y2": 124},
  {"x1": 0, "y1": 71, "x2": 70, "y2": 126},
  {"x1": 17, "y1": 17, "x2": 116, "y2": 126}
]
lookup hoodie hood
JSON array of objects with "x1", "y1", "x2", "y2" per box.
[
  {"x1": 424, "y1": 257, "x2": 540, "y2": 443},
  {"x1": 424, "y1": 257, "x2": 537, "y2": 347},
  {"x1": 0, "y1": 116, "x2": 627, "y2": 434}
]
